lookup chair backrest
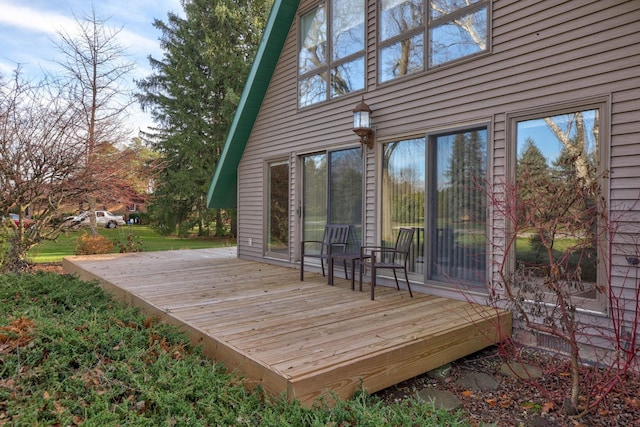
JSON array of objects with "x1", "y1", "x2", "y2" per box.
[
  {"x1": 393, "y1": 228, "x2": 415, "y2": 263},
  {"x1": 322, "y1": 224, "x2": 351, "y2": 255}
]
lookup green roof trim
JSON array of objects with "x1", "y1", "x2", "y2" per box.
[{"x1": 206, "y1": 0, "x2": 300, "y2": 208}]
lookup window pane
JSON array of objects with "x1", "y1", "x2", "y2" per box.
[
  {"x1": 432, "y1": 129, "x2": 487, "y2": 285},
  {"x1": 382, "y1": 138, "x2": 426, "y2": 275},
  {"x1": 429, "y1": 6, "x2": 487, "y2": 67},
  {"x1": 380, "y1": 0, "x2": 423, "y2": 41},
  {"x1": 299, "y1": 6, "x2": 327, "y2": 74},
  {"x1": 331, "y1": 57, "x2": 365, "y2": 98},
  {"x1": 268, "y1": 161, "x2": 289, "y2": 255},
  {"x1": 516, "y1": 110, "x2": 600, "y2": 297},
  {"x1": 303, "y1": 154, "x2": 327, "y2": 242},
  {"x1": 329, "y1": 148, "x2": 363, "y2": 243},
  {"x1": 429, "y1": 0, "x2": 482, "y2": 19},
  {"x1": 299, "y1": 72, "x2": 327, "y2": 107},
  {"x1": 380, "y1": 33, "x2": 424, "y2": 82},
  {"x1": 332, "y1": 0, "x2": 365, "y2": 61}
]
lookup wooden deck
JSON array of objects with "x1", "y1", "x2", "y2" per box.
[{"x1": 62, "y1": 248, "x2": 511, "y2": 407}]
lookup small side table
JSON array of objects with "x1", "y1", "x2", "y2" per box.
[{"x1": 328, "y1": 252, "x2": 369, "y2": 291}]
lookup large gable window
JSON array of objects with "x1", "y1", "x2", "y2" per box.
[
  {"x1": 379, "y1": 0, "x2": 489, "y2": 83},
  {"x1": 299, "y1": 0, "x2": 366, "y2": 107}
]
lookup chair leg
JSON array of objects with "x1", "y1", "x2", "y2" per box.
[
  {"x1": 404, "y1": 269, "x2": 413, "y2": 297},
  {"x1": 371, "y1": 265, "x2": 376, "y2": 300},
  {"x1": 320, "y1": 259, "x2": 326, "y2": 277},
  {"x1": 392, "y1": 270, "x2": 400, "y2": 291},
  {"x1": 300, "y1": 255, "x2": 304, "y2": 281}
]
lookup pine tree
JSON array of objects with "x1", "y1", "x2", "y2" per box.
[{"x1": 136, "y1": 0, "x2": 271, "y2": 235}]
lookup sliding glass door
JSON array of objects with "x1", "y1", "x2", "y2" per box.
[{"x1": 381, "y1": 128, "x2": 488, "y2": 289}]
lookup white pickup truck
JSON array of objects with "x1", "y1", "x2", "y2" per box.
[{"x1": 66, "y1": 210, "x2": 126, "y2": 229}]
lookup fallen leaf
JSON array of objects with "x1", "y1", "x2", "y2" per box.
[
  {"x1": 542, "y1": 401, "x2": 554, "y2": 414},
  {"x1": 43, "y1": 391, "x2": 51, "y2": 400},
  {"x1": 461, "y1": 390, "x2": 473, "y2": 397},
  {"x1": 626, "y1": 397, "x2": 640, "y2": 409},
  {"x1": 486, "y1": 398, "x2": 497, "y2": 407}
]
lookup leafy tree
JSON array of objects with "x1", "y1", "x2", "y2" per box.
[{"x1": 137, "y1": 0, "x2": 272, "y2": 236}]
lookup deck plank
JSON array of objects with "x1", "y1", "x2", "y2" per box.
[{"x1": 62, "y1": 248, "x2": 511, "y2": 406}]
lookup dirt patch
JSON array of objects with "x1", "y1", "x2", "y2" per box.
[
  {"x1": 32, "y1": 263, "x2": 66, "y2": 274},
  {"x1": 375, "y1": 346, "x2": 640, "y2": 426}
]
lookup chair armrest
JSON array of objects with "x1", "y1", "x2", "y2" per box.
[{"x1": 359, "y1": 245, "x2": 386, "y2": 257}]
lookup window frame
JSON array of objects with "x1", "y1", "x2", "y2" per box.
[
  {"x1": 506, "y1": 99, "x2": 610, "y2": 313},
  {"x1": 378, "y1": 0, "x2": 490, "y2": 84},
  {"x1": 297, "y1": 0, "x2": 367, "y2": 108}
]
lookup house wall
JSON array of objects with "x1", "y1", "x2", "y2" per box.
[{"x1": 236, "y1": 0, "x2": 640, "y2": 328}]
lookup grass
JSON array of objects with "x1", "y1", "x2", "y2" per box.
[
  {"x1": 0, "y1": 273, "x2": 471, "y2": 426},
  {"x1": 29, "y1": 225, "x2": 234, "y2": 263}
]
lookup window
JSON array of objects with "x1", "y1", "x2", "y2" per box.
[
  {"x1": 298, "y1": 0, "x2": 366, "y2": 107},
  {"x1": 301, "y1": 147, "x2": 363, "y2": 249},
  {"x1": 429, "y1": 128, "x2": 488, "y2": 285},
  {"x1": 267, "y1": 160, "x2": 289, "y2": 257},
  {"x1": 514, "y1": 108, "x2": 603, "y2": 303},
  {"x1": 381, "y1": 128, "x2": 487, "y2": 287},
  {"x1": 379, "y1": 0, "x2": 489, "y2": 83}
]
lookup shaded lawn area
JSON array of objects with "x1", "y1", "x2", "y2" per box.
[
  {"x1": 0, "y1": 273, "x2": 469, "y2": 426},
  {"x1": 29, "y1": 225, "x2": 235, "y2": 263}
]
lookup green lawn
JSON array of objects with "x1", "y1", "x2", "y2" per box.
[{"x1": 29, "y1": 225, "x2": 235, "y2": 263}]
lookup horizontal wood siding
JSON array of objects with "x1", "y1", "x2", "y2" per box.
[{"x1": 237, "y1": 0, "x2": 640, "y2": 329}]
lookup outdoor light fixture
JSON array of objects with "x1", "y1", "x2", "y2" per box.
[{"x1": 352, "y1": 96, "x2": 374, "y2": 149}]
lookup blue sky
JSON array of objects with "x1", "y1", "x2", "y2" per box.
[{"x1": 0, "y1": 0, "x2": 183, "y2": 138}]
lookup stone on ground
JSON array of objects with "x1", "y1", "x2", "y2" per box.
[{"x1": 415, "y1": 388, "x2": 462, "y2": 411}]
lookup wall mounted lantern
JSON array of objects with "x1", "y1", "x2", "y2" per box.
[{"x1": 352, "y1": 96, "x2": 374, "y2": 149}]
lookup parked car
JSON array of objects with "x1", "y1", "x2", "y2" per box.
[
  {"x1": 6, "y1": 213, "x2": 35, "y2": 228},
  {"x1": 66, "y1": 210, "x2": 126, "y2": 229}
]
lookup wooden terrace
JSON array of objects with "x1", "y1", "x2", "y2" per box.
[{"x1": 62, "y1": 248, "x2": 511, "y2": 407}]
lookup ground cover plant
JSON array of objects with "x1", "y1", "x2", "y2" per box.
[{"x1": 0, "y1": 272, "x2": 469, "y2": 426}]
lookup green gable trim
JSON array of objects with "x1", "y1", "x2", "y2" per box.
[{"x1": 206, "y1": 0, "x2": 300, "y2": 208}]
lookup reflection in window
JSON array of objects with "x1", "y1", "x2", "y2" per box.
[
  {"x1": 382, "y1": 138, "x2": 426, "y2": 275},
  {"x1": 515, "y1": 109, "x2": 601, "y2": 299},
  {"x1": 429, "y1": 5, "x2": 488, "y2": 67},
  {"x1": 299, "y1": 0, "x2": 365, "y2": 107},
  {"x1": 380, "y1": 34, "x2": 424, "y2": 83},
  {"x1": 331, "y1": 57, "x2": 365, "y2": 98},
  {"x1": 302, "y1": 147, "x2": 363, "y2": 249},
  {"x1": 379, "y1": 0, "x2": 489, "y2": 82},
  {"x1": 299, "y1": 6, "x2": 326, "y2": 74},
  {"x1": 267, "y1": 161, "x2": 289, "y2": 257},
  {"x1": 431, "y1": 128, "x2": 487, "y2": 285}
]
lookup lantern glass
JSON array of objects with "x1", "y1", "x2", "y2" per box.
[{"x1": 353, "y1": 110, "x2": 370, "y2": 129}]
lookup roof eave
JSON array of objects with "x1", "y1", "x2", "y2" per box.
[{"x1": 206, "y1": 0, "x2": 300, "y2": 208}]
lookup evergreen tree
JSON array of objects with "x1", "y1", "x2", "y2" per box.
[
  {"x1": 136, "y1": 0, "x2": 271, "y2": 235},
  {"x1": 444, "y1": 131, "x2": 486, "y2": 225}
]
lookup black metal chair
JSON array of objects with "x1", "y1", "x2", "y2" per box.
[
  {"x1": 300, "y1": 224, "x2": 351, "y2": 281},
  {"x1": 359, "y1": 228, "x2": 415, "y2": 300}
]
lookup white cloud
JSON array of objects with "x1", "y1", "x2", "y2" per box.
[{"x1": 0, "y1": 2, "x2": 76, "y2": 35}]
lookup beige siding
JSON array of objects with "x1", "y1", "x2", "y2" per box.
[{"x1": 236, "y1": 0, "x2": 640, "y2": 326}]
